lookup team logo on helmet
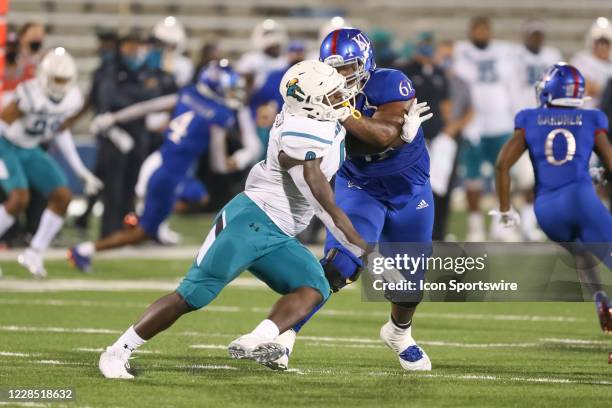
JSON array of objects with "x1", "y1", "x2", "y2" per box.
[{"x1": 285, "y1": 78, "x2": 305, "y2": 102}]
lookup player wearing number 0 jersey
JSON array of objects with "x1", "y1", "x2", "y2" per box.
[
  {"x1": 494, "y1": 63, "x2": 612, "y2": 332},
  {"x1": 69, "y1": 61, "x2": 241, "y2": 272}
]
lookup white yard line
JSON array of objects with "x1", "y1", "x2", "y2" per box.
[
  {"x1": 178, "y1": 364, "x2": 237, "y2": 370},
  {"x1": 0, "y1": 296, "x2": 582, "y2": 323},
  {"x1": 417, "y1": 373, "x2": 612, "y2": 386},
  {"x1": 188, "y1": 344, "x2": 228, "y2": 350}
]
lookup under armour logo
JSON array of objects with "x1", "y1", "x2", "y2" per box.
[
  {"x1": 347, "y1": 180, "x2": 362, "y2": 190},
  {"x1": 249, "y1": 223, "x2": 260, "y2": 232}
]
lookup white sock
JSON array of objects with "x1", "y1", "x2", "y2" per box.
[
  {"x1": 77, "y1": 241, "x2": 96, "y2": 256},
  {"x1": 111, "y1": 326, "x2": 146, "y2": 356},
  {"x1": 468, "y1": 212, "x2": 484, "y2": 235},
  {"x1": 0, "y1": 205, "x2": 16, "y2": 237},
  {"x1": 520, "y1": 203, "x2": 537, "y2": 234},
  {"x1": 30, "y1": 209, "x2": 64, "y2": 253},
  {"x1": 250, "y1": 319, "x2": 280, "y2": 342},
  {"x1": 389, "y1": 317, "x2": 412, "y2": 336}
]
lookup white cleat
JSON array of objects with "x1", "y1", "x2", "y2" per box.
[
  {"x1": 228, "y1": 334, "x2": 285, "y2": 364},
  {"x1": 261, "y1": 329, "x2": 296, "y2": 371},
  {"x1": 157, "y1": 221, "x2": 182, "y2": 245},
  {"x1": 17, "y1": 249, "x2": 47, "y2": 279},
  {"x1": 99, "y1": 347, "x2": 134, "y2": 379},
  {"x1": 380, "y1": 321, "x2": 431, "y2": 371}
]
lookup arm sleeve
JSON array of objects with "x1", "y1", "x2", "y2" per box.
[
  {"x1": 595, "y1": 110, "x2": 609, "y2": 133},
  {"x1": 514, "y1": 110, "x2": 527, "y2": 130},
  {"x1": 113, "y1": 94, "x2": 178, "y2": 124},
  {"x1": 209, "y1": 125, "x2": 229, "y2": 174},
  {"x1": 54, "y1": 130, "x2": 91, "y2": 178},
  {"x1": 230, "y1": 107, "x2": 263, "y2": 170},
  {"x1": 287, "y1": 165, "x2": 364, "y2": 258}
]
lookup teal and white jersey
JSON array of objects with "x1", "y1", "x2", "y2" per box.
[
  {"x1": 4, "y1": 78, "x2": 83, "y2": 148},
  {"x1": 245, "y1": 107, "x2": 346, "y2": 237}
]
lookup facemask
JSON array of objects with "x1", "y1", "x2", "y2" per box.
[
  {"x1": 417, "y1": 44, "x2": 435, "y2": 58},
  {"x1": 28, "y1": 41, "x2": 43, "y2": 53},
  {"x1": 472, "y1": 40, "x2": 489, "y2": 50},
  {"x1": 122, "y1": 55, "x2": 144, "y2": 71}
]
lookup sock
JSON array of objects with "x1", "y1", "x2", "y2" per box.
[
  {"x1": 77, "y1": 241, "x2": 96, "y2": 256},
  {"x1": 468, "y1": 212, "x2": 484, "y2": 235},
  {"x1": 0, "y1": 205, "x2": 16, "y2": 237},
  {"x1": 250, "y1": 319, "x2": 280, "y2": 342},
  {"x1": 520, "y1": 203, "x2": 537, "y2": 234},
  {"x1": 111, "y1": 326, "x2": 146, "y2": 356},
  {"x1": 390, "y1": 315, "x2": 412, "y2": 335},
  {"x1": 30, "y1": 209, "x2": 64, "y2": 253}
]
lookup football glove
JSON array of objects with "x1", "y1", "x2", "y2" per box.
[
  {"x1": 488, "y1": 208, "x2": 521, "y2": 228},
  {"x1": 80, "y1": 171, "x2": 104, "y2": 195},
  {"x1": 589, "y1": 166, "x2": 607, "y2": 186},
  {"x1": 400, "y1": 98, "x2": 433, "y2": 144},
  {"x1": 90, "y1": 112, "x2": 116, "y2": 134}
]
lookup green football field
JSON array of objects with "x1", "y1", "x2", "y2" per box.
[{"x1": 0, "y1": 258, "x2": 611, "y2": 408}]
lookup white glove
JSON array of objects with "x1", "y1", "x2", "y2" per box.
[
  {"x1": 106, "y1": 127, "x2": 135, "y2": 154},
  {"x1": 488, "y1": 208, "x2": 521, "y2": 228},
  {"x1": 400, "y1": 98, "x2": 433, "y2": 144},
  {"x1": 80, "y1": 171, "x2": 104, "y2": 195},
  {"x1": 589, "y1": 166, "x2": 607, "y2": 186},
  {"x1": 90, "y1": 112, "x2": 116, "y2": 134}
]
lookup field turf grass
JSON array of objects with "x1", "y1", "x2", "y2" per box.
[{"x1": 1, "y1": 258, "x2": 611, "y2": 408}]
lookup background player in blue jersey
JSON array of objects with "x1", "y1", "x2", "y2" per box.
[
  {"x1": 493, "y1": 63, "x2": 612, "y2": 332},
  {"x1": 68, "y1": 61, "x2": 258, "y2": 271},
  {"x1": 264, "y1": 28, "x2": 436, "y2": 372}
]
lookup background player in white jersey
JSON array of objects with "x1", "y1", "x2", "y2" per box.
[
  {"x1": 98, "y1": 60, "x2": 368, "y2": 379},
  {"x1": 511, "y1": 20, "x2": 562, "y2": 241},
  {"x1": 453, "y1": 17, "x2": 522, "y2": 241},
  {"x1": 0, "y1": 48, "x2": 102, "y2": 277},
  {"x1": 571, "y1": 17, "x2": 612, "y2": 108}
]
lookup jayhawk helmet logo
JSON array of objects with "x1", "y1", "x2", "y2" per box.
[{"x1": 286, "y1": 78, "x2": 304, "y2": 102}]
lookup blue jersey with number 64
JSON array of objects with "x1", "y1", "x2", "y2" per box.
[
  {"x1": 160, "y1": 85, "x2": 235, "y2": 176},
  {"x1": 515, "y1": 107, "x2": 608, "y2": 195}
]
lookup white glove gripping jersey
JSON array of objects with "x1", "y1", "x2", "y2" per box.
[
  {"x1": 5, "y1": 78, "x2": 83, "y2": 148},
  {"x1": 245, "y1": 107, "x2": 345, "y2": 237},
  {"x1": 514, "y1": 44, "x2": 562, "y2": 111},
  {"x1": 453, "y1": 40, "x2": 518, "y2": 139}
]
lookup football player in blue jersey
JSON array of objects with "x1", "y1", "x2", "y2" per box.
[
  {"x1": 493, "y1": 63, "x2": 612, "y2": 332},
  {"x1": 264, "y1": 28, "x2": 436, "y2": 372},
  {"x1": 68, "y1": 61, "x2": 258, "y2": 271}
]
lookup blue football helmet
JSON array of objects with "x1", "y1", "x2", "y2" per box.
[
  {"x1": 320, "y1": 28, "x2": 376, "y2": 92},
  {"x1": 196, "y1": 59, "x2": 245, "y2": 109},
  {"x1": 536, "y1": 62, "x2": 586, "y2": 108}
]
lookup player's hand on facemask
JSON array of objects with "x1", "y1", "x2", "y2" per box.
[
  {"x1": 81, "y1": 171, "x2": 104, "y2": 195},
  {"x1": 400, "y1": 99, "x2": 433, "y2": 144},
  {"x1": 589, "y1": 166, "x2": 607, "y2": 186},
  {"x1": 488, "y1": 208, "x2": 521, "y2": 228},
  {"x1": 89, "y1": 112, "x2": 116, "y2": 134}
]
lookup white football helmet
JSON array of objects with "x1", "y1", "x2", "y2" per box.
[
  {"x1": 153, "y1": 16, "x2": 187, "y2": 53},
  {"x1": 252, "y1": 19, "x2": 288, "y2": 51},
  {"x1": 280, "y1": 60, "x2": 355, "y2": 121},
  {"x1": 37, "y1": 47, "x2": 77, "y2": 102}
]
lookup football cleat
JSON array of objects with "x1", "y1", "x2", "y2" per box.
[
  {"x1": 67, "y1": 246, "x2": 92, "y2": 273},
  {"x1": 261, "y1": 329, "x2": 296, "y2": 371},
  {"x1": 380, "y1": 321, "x2": 431, "y2": 371},
  {"x1": 99, "y1": 346, "x2": 134, "y2": 379},
  {"x1": 595, "y1": 292, "x2": 612, "y2": 334},
  {"x1": 18, "y1": 248, "x2": 47, "y2": 279},
  {"x1": 228, "y1": 334, "x2": 285, "y2": 364}
]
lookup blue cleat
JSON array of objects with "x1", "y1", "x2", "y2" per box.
[{"x1": 68, "y1": 246, "x2": 92, "y2": 273}]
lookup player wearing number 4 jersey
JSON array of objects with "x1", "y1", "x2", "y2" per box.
[
  {"x1": 68, "y1": 61, "x2": 259, "y2": 272},
  {"x1": 98, "y1": 60, "x2": 368, "y2": 379},
  {"x1": 493, "y1": 63, "x2": 612, "y2": 332},
  {"x1": 0, "y1": 48, "x2": 103, "y2": 278}
]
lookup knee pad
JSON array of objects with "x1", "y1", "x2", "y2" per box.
[{"x1": 321, "y1": 247, "x2": 363, "y2": 293}]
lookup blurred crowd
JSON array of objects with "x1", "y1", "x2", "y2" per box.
[{"x1": 1, "y1": 13, "x2": 612, "y2": 248}]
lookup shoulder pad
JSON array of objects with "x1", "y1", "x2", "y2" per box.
[{"x1": 280, "y1": 115, "x2": 337, "y2": 161}]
